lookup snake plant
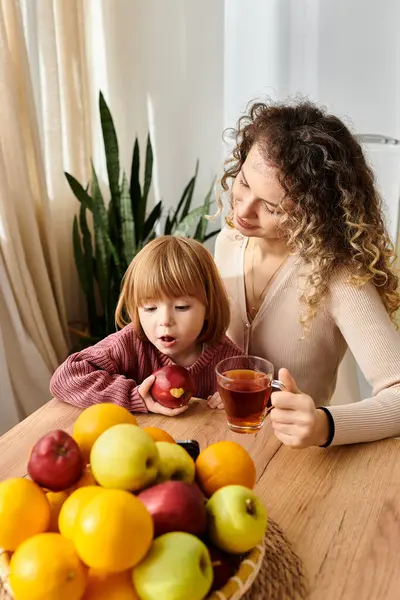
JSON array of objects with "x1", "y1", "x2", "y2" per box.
[{"x1": 66, "y1": 92, "x2": 219, "y2": 347}]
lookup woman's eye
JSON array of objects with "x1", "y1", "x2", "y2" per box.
[
  {"x1": 262, "y1": 202, "x2": 280, "y2": 216},
  {"x1": 176, "y1": 305, "x2": 190, "y2": 311},
  {"x1": 262, "y1": 203, "x2": 275, "y2": 215},
  {"x1": 239, "y1": 177, "x2": 249, "y2": 188}
]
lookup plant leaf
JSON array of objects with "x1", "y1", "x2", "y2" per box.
[
  {"x1": 120, "y1": 172, "x2": 136, "y2": 264},
  {"x1": 173, "y1": 205, "x2": 205, "y2": 237},
  {"x1": 65, "y1": 172, "x2": 93, "y2": 211},
  {"x1": 170, "y1": 161, "x2": 199, "y2": 233},
  {"x1": 164, "y1": 211, "x2": 173, "y2": 235},
  {"x1": 91, "y1": 168, "x2": 110, "y2": 328},
  {"x1": 99, "y1": 92, "x2": 120, "y2": 204},
  {"x1": 73, "y1": 216, "x2": 88, "y2": 294},
  {"x1": 170, "y1": 177, "x2": 194, "y2": 232},
  {"x1": 79, "y1": 204, "x2": 99, "y2": 335},
  {"x1": 136, "y1": 134, "x2": 153, "y2": 246},
  {"x1": 143, "y1": 200, "x2": 162, "y2": 242},
  {"x1": 193, "y1": 178, "x2": 215, "y2": 241},
  {"x1": 91, "y1": 165, "x2": 124, "y2": 281},
  {"x1": 142, "y1": 134, "x2": 153, "y2": 209},
  {"x1": 130, "y1": 138, "x2": 141, "y2": 240},
  {"x1": 181, "y1": 160, "x2": 198, "y2": 221}
]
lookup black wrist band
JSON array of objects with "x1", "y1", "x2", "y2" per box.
[{"x1": 317, "y1": 407, "x2": 335, "y2": 447}]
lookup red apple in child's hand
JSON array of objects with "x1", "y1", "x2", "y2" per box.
[
  {"x1": 28, "y1": 430, "x2": 84, "y2": 491},
  {"x1": 151, "y1": 365, "x2": 196, "y2": 408},
  {"x1": 138, "y1": 480, "x2": 207, "y2": 537}
]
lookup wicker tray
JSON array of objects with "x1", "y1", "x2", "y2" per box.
[{"x1": 0, "y1": 518, "x2": 307, "y2": 600}]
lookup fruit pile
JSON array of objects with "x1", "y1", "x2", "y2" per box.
[{"x1": 0, "y1": 403, "x2": 268, "y2": 600}]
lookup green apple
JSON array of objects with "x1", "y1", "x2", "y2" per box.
[
  {"x1": 90, "y1": 424, "x2": 159, "y2": 491},
  {"x1": 133, "y1": 532, "x2": 213, "y2": 600},
  {"x1": 155, "y1": 441, "x2": 195, "y2": 484},
  {"x1": 206, "y1": 485, "x2": 267, "y2": 554}
]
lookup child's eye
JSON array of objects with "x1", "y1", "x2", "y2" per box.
[
  {"x1": 239, "y1": 176, "x2": 249, "y2": 189},
  {"x1": 143, "y1": 306, "x2": 157, "y2": 312},
  {"x1": 176, "y1": 305, "x2": 190, "y2": 311}
]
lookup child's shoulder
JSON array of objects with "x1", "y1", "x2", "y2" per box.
[{"x1": 93, "y1": 324, "x2": 141, "y2": 351}]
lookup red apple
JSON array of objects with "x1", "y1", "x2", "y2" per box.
[
  {"x1": 207, "y1": 545, "x2": 238, "y2": 591},
  {"x1": 151, "y1": 365, "x2": 196, "y2": 408},
  {"x1": 28, "y1": 430, "x2": 84, "y2": 491},
  {"x1": 138, "y1": 480, "x2": 207, "y2": 537}
]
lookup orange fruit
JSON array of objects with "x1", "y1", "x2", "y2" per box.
[
  {"x1": 0, "y1": 478, "x2": 50, "y2": 551},
  {"x1": 83, "y1": 569, "x2": 139, "y2": 600},
  {"x1": 74, "y1": 489, "x2": 153, "y2": 572},
  {"x1": 59, "y1": 486, "x2": 104, "y2": 540},
  {"x1": 73, "y1": 404, "x2": 137, "y2": 462},
  {"x1": 9, "y1": 532, "x2": 87, "y2": 600},
  {"x1": 195, "y1": 441, "x2": 256, "y2": 497},
  {"x1": 142, "y1": 427, "x2": 176, "y2": 443},
  {"x1": 68, "y1": 465, "x2": 97, "y2": 492},
  {"x1": 46, "y1": 491, "x2": 68, "y2": 532}
]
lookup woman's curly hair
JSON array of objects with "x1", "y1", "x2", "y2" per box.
[{"x1": 221, "y1": 99, "x2": 400, "y2": 328}]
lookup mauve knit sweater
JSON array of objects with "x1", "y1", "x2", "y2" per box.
[{"x1": 50, "y1": 326, "x2": 242, "y2": 412}]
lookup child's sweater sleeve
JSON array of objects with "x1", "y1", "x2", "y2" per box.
[{"x1": 49, "y1": 328, "x2": 148, "y2": 413}]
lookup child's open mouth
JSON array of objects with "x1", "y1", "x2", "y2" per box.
[{"x1": 160, "y1": 336, "x2": 176, "y2": 348}]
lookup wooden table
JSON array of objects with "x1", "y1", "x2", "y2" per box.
[{"x1": 1, "y1": 398, "x2": 399, "y2": 600}]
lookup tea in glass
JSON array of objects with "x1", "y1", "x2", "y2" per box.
[{"x1": 216, "y1": 356, "x2": 284, "y2": 433}]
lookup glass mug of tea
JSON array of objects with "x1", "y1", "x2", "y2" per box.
[{"x1": 215, "y1": 355, "x2": 285, "y2": 434}]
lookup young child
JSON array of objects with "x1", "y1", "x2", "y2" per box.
[{"x1": 50, "y1": 236, "x2": 242, "y2": 415}]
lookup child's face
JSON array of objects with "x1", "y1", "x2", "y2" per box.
[{"x1": 138, "y1": 296, "x2": 206, "y2": 362}]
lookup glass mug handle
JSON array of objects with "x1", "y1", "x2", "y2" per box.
[{"x1": 266, "y1": 379, "x2": 286, "y2": 414}]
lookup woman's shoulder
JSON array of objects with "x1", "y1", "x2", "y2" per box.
[
  {"x1": 214, "y1": 227, "x2": 245, "y2": 270},
  {"x1": 215, "y1": 225, "x2": 245, "y2": 248},
  {"x1": 325, "y1": 266, "x2": 389, "y2": 318}
]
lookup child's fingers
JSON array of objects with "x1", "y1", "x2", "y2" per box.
[
  {"x1": 155, "y1": 404, "x2": 189, "y2": 417},
  {"x1": 138, "y1": 375, "x2": 155, "y2": 399},
  {"x1": 143, "y1": 393, "x2": 189, "y2": 417},
  {"x1": 207, "y1": 393, "x2": 223, "y2": 409}
]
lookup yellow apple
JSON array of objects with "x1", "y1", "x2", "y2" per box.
[
  {"x1": 91, "y1": 424, "x2": 159, "y2": 491},
  {"x1": 133, "y1": 532, "x2": 212, "y2": 600},
  {"x1": 155, "y1": 442, "x2": 195, "y2": 484},
  {"x1": 206, "y1": 485, "x2": 267, "y2": 553}
]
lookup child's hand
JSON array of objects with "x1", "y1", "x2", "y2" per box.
[
  {"x1": 139, "y1": 375, "x2": 189, "y2": 416},
  {"x1": 207, "y1": 392, "x2": 224, "y2": 410}
]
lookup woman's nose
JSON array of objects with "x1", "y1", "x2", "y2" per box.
[{"x1": 237, "y1": 197, "x2": 257, "y2": 219}]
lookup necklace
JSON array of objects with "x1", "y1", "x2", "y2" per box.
[{"x1": 248, "y1": 244, "x2": 289, "y2": 319}]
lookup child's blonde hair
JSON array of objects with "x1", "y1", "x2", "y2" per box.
[{"x1": 115, "y1": 236, "x2": 231, "y2": 345}]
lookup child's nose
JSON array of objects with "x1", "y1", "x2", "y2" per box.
[{"x1": 159, "y1": 310, "x2": 174, "y2": 327}]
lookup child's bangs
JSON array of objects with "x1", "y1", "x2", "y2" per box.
[{"x1": 132, "y1": 250, "x2": 206, "y2": 306}]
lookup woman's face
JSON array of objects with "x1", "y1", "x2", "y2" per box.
[{"x1": 232, "y1": 144, "x2": 287, "y2": 239}]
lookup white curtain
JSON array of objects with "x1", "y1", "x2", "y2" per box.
[
  {"x1": 21, "y1": 0, "x2": 92, "y2": 325},
  {"x1": 0, "y1": 0, "x2": 93, "y2": 433}
]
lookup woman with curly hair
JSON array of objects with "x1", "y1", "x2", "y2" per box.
[{"x1": 212, "y1": 99, "x2": 400, "y2": 448}]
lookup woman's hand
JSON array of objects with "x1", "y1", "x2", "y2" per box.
[
  {"x1": 139, "y1": 375, "x2": 189, "y2": 416},
  {"x1": 270, "y1": 368, "x2": 330, "y2": 448},
  {"x1": 207, "y1": 392, "x2": 224, "y2": 410}
]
